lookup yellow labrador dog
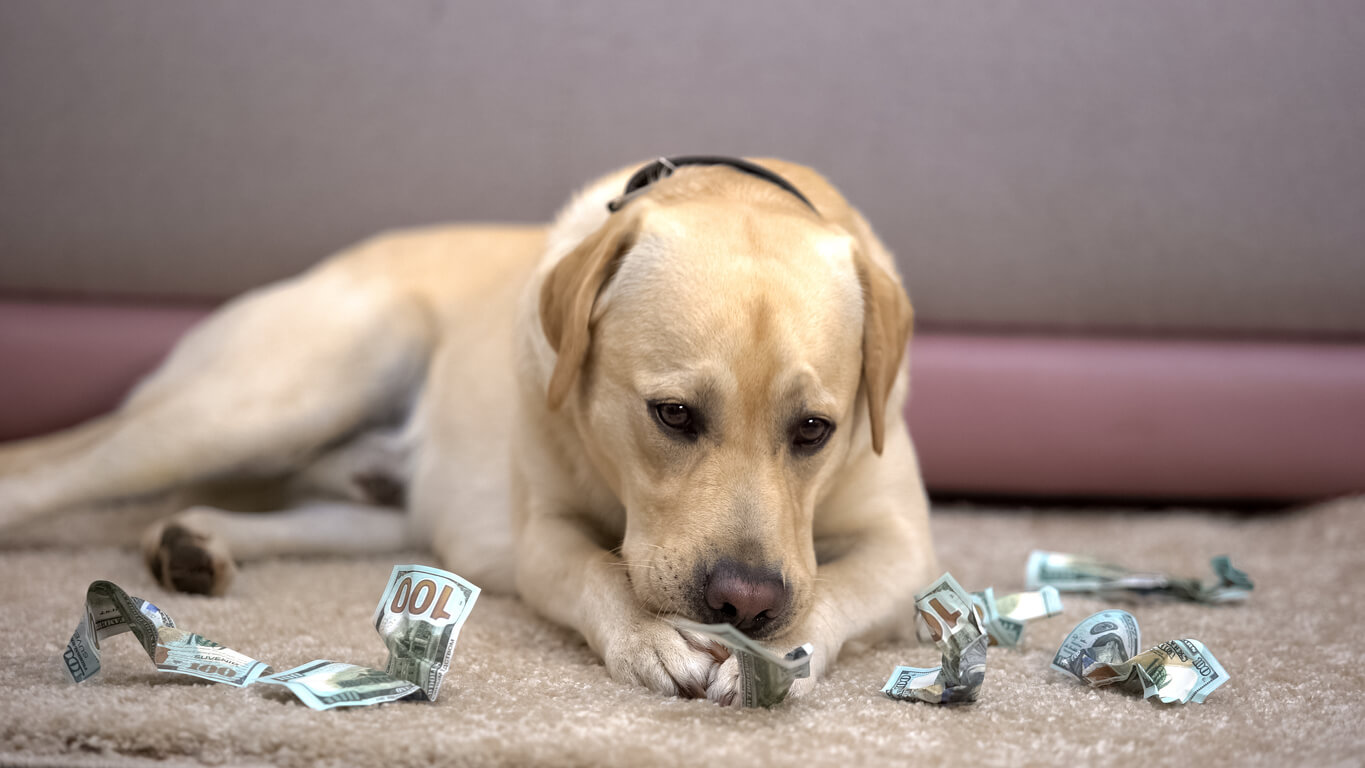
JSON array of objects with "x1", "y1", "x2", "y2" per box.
[{"x1": 0, "y1": 157, "x2": 936, "y2": 702}]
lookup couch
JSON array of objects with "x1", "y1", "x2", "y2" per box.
[{"x1": 3, "y1": 0, "x2": 1362, "y2": 501}]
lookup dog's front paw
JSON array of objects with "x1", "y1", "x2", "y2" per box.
[
  {"x1": 786, "y1": 671, "x2": 818, "y2": 699},
  {"x1": 140, "y1": 508, "x2": 237, "y2": 596},
  {"x1": 602, "y1": 618, "x2": 729, "y2": 699},
  {"x1": 784, "y1": 636, "x2": 832, "y2": 701},
  {"x1": 706, "y1": 654, "x2": 741, "y2": 706},
  {"x1": 704, "y1": 644, "x2": 823, "y2": 706}
]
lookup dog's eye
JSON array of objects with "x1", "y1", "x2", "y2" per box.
[
  {"x1": 653, "y1": 402, "x2": 696, "y2": 435},
  {"x1": 791, "y1": 417, "x2": 833, "y2": 453}
]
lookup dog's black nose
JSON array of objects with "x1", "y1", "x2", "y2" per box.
[{"x1": 703, "y1": 559, "x2": 788, "y2": 633}]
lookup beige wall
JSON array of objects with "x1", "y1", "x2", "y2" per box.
[{"x1": 2, "y1": 1, "x2": 1362, "y2": 336}]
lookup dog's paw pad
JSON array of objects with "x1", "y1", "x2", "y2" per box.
[{"x1": 153, "y1": 524, "x2": 236, "y2": 596}]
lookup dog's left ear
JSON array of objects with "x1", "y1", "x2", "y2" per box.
[
  {"x1": 539, "y1": 205, "x2": 647, "y2": 411},
  {"x1": 853, "y1": 246, "x2": 914, "y2": 455}
]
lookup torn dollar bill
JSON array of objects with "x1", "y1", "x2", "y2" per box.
[
  {"x1": 370, "y1": 563, "x2": 480, "y2": 702},
  {"x1": 884, "y1": 572, "x2": 988, "y2": 704},
  {"x1": 969, "y1": 585, "x2": 1063, "y2": 647},
  {"x1": 63, "y1": 564, "x2": 479, "y2": 710},
  {"x1": 1052, "y1": 609, "x2": 1230, "y2": 704},
  {"x1": 152, "y1": 626, "x2": 273, "y2": 686},
  {"x1": 672, "y1": 619, "x2": 812, "y2": 708},
  {"x1": 257, "y1": 660, "x2": 421, "y2": 710},
  {"x1": 1026, "y1": 551, "x2": 1253, "y2": 603},
  {"x1": 261, "y1": 563, "x2": 481, "y2": 709},
  {"x1": 62, "y1": 580, "x2": 269, "y2": 687}
]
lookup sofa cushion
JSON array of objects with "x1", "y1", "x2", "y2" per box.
[{"x1": 2, "y1": 2, "x2": 1364, "y2": 337}]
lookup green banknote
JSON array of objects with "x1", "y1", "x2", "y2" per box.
[
  {"x1": 1050, "y1": 609, "x2": 1141, "y2": 680},
  {"x1": 883, "y1": 572, "x2": 988, "y2": 704},
  {"x1": 1026, "y1": 551, "x2": 1253, "y2": 603},
  {"x1": 63, "y1": 563, "x2": 480, "y2": 710},
  {"x1": 970, "y1": 586, "x2": 1063, "y2": 647},
  {"x1": 1052, "y1": 609, "x2": 1230, "y2": 704},
  {"x1": 64, "y1": 580, "x2": 169, "y2": 683},
  {"x1": 672, "y1": 619, "x2": 812, "y2": 708},
  {"x1": 258, "y1": 660, "x2": 421, "y2": 709},
  {"x1": 153, "y1": 626, "x2": 271, "y2": 686},
  {"x1": 882, "y1": 665, "x2": 944, "y2": 700},
  {"x1": 62, "y1": 580, "x2": 268, "y2": 686},
  {"x1": 372, "y1": 564, "x2": 480, "y2": 702}
]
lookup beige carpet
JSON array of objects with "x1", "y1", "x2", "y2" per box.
[{"x1": 2, "y1": 496, "x2": 1362, "y2": 768}]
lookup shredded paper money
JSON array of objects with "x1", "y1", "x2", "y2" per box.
[
  {"x1": 883, "y1": 572, "x2": 988, "y2": 704},
  {"x1": 1027, "y1": 551, "x2": 1253, "y2": 603},
  {"x1": 672, "y1": 620, "x2": 812, "y2": 708},
  {"x1": 970, "y1": 586, "x2": 1063, "y2": 647},
  {"x1": 63, "y1": 564, "x2": 479, "y2": 710},
  {"x1": 1052, "y1": 609, "x2": 1229, "y2": 704}
]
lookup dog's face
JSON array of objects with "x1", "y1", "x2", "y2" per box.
[{"x1": 540, "y1": 185, "x2": 911, "y2": 640}]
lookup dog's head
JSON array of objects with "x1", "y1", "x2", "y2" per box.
[{"x1": 539, "y1": 162, "x2": 912, "y2": 639}]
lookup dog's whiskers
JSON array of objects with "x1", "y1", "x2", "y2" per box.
[{"x1": 603, "y1": 560, "x2": 658, "y2": 571}]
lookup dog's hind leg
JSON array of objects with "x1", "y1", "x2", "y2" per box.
[
  {"x1": 0, "y1": 416, "x2": 119, "y2": 475},
  {"x1": 0, "y1": 264, "x2": 434, "y2": 535},
  {"x1": 141, "y1": 501, "x2": 413, "y2": 595}
]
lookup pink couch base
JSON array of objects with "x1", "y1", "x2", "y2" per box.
[
  {"x1": 0, "y1": 300, "x2": 208, "y2": 439},
  {"x1": 3, "y1": 299, "x2": 1362, "y2": 502},
  {"x1": 907, "y1": 334, "x2": 1364, "y2": 501}
]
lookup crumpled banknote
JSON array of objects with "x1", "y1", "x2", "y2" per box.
[
  {"x1": 883, "y1": 572, "x2": 988, "y2": 704},
  {"x1": 63, "y1": 564, "x2": 479, "y2": 710},
  {"x1": 1027, "y1": 551, "x2": 1253, "y2": 603},
  {"x1": 969, "y1": 586, "x2": 1063, "y2": 647},
  {"x1": 63, "y1": 580, "x2": 271, "y2": 687},
  {"x1": 1052, "y1": 609, "x2": 1229, "y2": 704},
  {"x1": 259, "y1": 660, "x2": 424, "y2": 710},
  {"x1": 672, "y1": 619, "x2": 812, "y2": 708}
]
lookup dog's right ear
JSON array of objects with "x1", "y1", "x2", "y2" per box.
[{"x1": 539, "y1": 205, "x2": 646, "y2": 411}]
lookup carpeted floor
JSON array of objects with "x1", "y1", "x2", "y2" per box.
[{"x1": 1, "y1": 496, "x2": 1362, "y2": 768}]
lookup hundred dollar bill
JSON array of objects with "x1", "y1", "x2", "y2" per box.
[
  {"x1": 882, "y1": 665, "x2": 944, "y2": 700},
  {"x1": 883, "y1": 572, "x2": 988, "y2": 704},
  {"x1": 153, "y1": 626, "x2": 271, "y2": 686},
  {"x1": 1026, "y1": 551, "x2": 1253, "y2": 603},
  {"x1": 672, "y1": 619, "x2": 812, "y2": 708},
  {"x1": 1113, "y1": 639, "x2": 1229, "y2": 704},
  {"x1": 62, "y1": 563, "x2": 480, "y2": 710},
  {"x1": 372, "y1": 564, "x2": 481, "y2": 702},
  {"x1": 1052, "y1": 609, "x2": 1229, "y2": 704},
  {"x1": 970, "y1": 586, "x2": 1063, "y2": 647},
  {"x1": 63, "y1": 580, "x2": 267, "y2": 686},
  {"x1": 64, "y1": 580, "x2": 172, "y2": 683},
  {"x1": 1051, "y1": 609, "x2": 1141, "y2": 680},
  {"x1": 258, "y1": 660, "x2": 421, "y2": 710}
]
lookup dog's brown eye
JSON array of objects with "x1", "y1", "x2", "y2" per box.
[
  {"x1": 792, "y1": 417, "x2": 833, "y2": 452},
  {"x1": 654, "y1": 403, "x2": 694, "y2": 432}
]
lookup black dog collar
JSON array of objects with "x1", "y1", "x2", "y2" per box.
[{"x1": 606, "y1": 155, "x2": 818, "y2": 214}]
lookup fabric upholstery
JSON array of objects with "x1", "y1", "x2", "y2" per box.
[
  {"x1": 4, "y1": 299, "x2": 1361, "y2": 501},
  {"x1": 908, "y1": 333, "x2": 1365, "y2": 500},
  {"x1": 2, "y1": 1, "x2": 1363, "y2": 336}
]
